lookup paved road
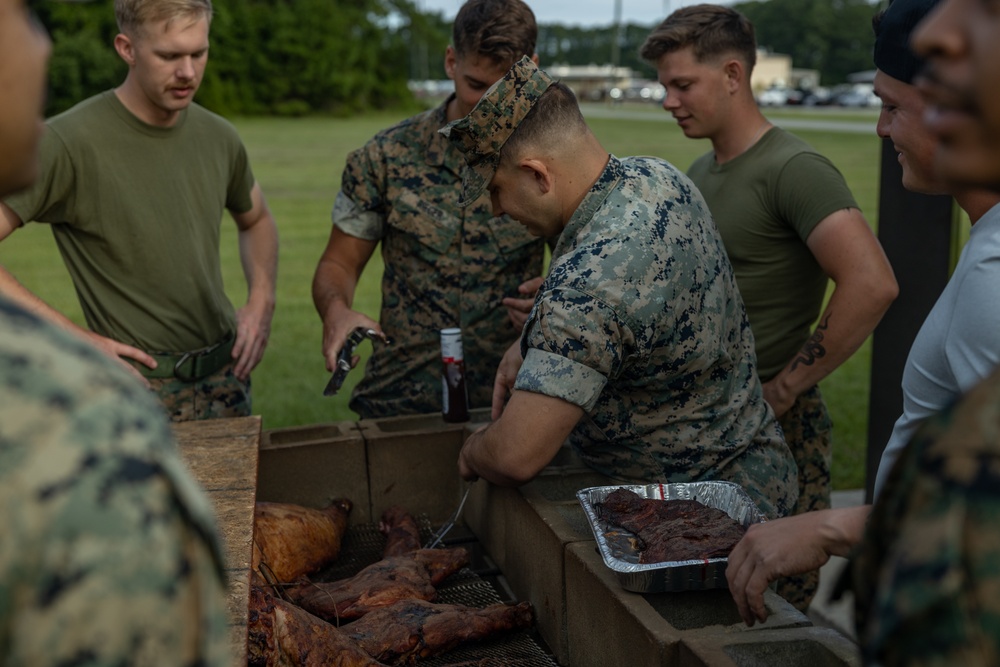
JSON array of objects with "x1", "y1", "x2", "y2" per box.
[{"x1": 580, "y1": 103, "x2": 878, "y2": 135}]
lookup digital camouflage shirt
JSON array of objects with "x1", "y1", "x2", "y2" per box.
[
  {"x1": 515, "y1": 156, "x2": 798, "y2": 519},
  {"x1": 0, "y1": 298, "x2": 230, "y2": 666},
  {"x1": 334, "y1": 97, "x2": 547, "y2": 418},
  {"x1": 853, "y1": 366, "x2": 1000, "y2": 666}
]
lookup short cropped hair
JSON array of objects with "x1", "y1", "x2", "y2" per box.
[
  {"x1": 115, "y1": 0, "x2": 213, "y2": 37},
  {"x1": 500, "y1": 82, "x2": 585, "y2": 165},
  {"x1": 640, "y1": 4, "x2": 756, "y2": 73},
  {"x1": 453, "y1": 0, "x2": 537, "y2": 66}
]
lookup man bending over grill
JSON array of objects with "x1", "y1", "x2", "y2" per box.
[{"x1": 444, "y1": 57, "x2": 798, "y2": 520}]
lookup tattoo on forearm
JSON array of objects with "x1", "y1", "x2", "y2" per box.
[{"x1": 789, "y1": 314, "x2": 830, "y2": 372}]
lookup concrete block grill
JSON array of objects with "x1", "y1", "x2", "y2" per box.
[{"x1": 254, "y1": 412, "x2": 863, "y2": 666}]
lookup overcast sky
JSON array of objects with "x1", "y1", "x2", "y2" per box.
[{"x1": 415, "y1": 0, "x2": 734, "y2": 28}]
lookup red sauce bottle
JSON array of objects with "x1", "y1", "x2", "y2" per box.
[{"x1": 440, "y1": 328, "x2": 470, "y2": 423}]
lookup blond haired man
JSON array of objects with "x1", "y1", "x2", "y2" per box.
[{"x1": 0, "y1": 0, "x2": 278, "y2": 421}]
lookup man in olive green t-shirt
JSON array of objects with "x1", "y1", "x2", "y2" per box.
[
  {"x1": 0, "y1": 0, "x2": 278, "y2": 422},
  {"x1": 640, "y1": 6, "x2": 898, "y2": 610}
]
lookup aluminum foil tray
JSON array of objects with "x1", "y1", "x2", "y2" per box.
[{"x1": 576, "y1": 481, "x2": 766, "y2": 593}]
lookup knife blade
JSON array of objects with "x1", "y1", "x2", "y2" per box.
[{"x1": 323, "y1": 327, "x2": 389, "y2": 396}]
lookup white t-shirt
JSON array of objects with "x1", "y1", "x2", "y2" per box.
[{"x1": 874, "y1": 203, "x2": 1000, "y2": 497}]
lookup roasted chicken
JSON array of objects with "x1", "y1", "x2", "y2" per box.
[{"x1": 252, "y1": 499, "x2": 353, "y2": 583}]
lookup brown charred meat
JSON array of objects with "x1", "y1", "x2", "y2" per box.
[
  {"x1": 597, "y1": 488, "x2": 745, "y2": 563},
  {"x1": 379, "y1": 505, "x2": 422, "y2": 558},
  {"x1": 409, "y1": 548, "x2": 469, "y2": 587},
  {"x1": 252, "y1": 499, "x2": 353, "y2": 583},
  {"x1": 247, "y1": 582, "x2": 388, "y2": 667},
  {"x1": 343, "y1": 599, "x2": 535, "y2": 665},
  {"x1": 285, "y1": 547, "x2": 469, "y2": 625}
]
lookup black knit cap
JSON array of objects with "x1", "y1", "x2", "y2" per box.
[{"x1": 873, "y1": 0, "x2": 939, "y2": 84}]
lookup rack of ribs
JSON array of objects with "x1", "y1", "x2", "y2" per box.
[
  {"x1": 343, "y1": 598, "x2": 535, "y2": 665},
  {"x1": 596, "y1": 488, "x2": 746, "y2": 563}
]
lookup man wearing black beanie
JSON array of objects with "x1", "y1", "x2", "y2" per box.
[{"x1": 728, "y1": 4, "x2": 1000, "y2": 663}]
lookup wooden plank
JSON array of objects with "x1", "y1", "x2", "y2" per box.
[{"x1": 173, "y1": 416, "x2": 260, "y2": 667}]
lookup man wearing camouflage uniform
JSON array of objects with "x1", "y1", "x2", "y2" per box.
[
  {"x1": 313, "y1": 0, "x2": 546, "y2": 419},
  {"x1": 447, "y1": 57, "x2": 797, "y2": 519},
  {"x1": 0, "y1": 3, "x2": 231, "y2": 664}
]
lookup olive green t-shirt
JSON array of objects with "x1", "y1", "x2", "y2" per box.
[
  {"x1": 4, "y1": 91, "x2": 254, "y2": 353},
  {"x1": 687, "y1": 128, "x2": 858, "y2": 380}
]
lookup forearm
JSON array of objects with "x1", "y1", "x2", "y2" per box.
[
  {"x1": 816, "y1": 504, "x2": 870, "y2": 557},
  {"x1": 315, "y1": 252, "x2": 368, "y2": 323},
  {"x1": 0, "y1": 264, "x2": 89, "y2": 336},
  {"x1": 770, "y1": 283, "x2": 894, "y2": 399},
  {"x1": 237, "y1": 218, "x2": 278, "y2": 312},
  {"x1": 461, "y1": 426, "x2": 534, "y2": 487},
  {"x1": 460, "y1": 390, "x2": 582, "y2": 485}
]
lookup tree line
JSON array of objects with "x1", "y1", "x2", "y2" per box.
[{"x1": 38, "y1": 0, "x2": 882, "y2": 118}]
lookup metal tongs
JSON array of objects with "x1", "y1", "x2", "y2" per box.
[
  {"x1": 323, "y1": 327, "x2": 390, "y2": 396},
  {"x1": 425, "y1": 482, "x2": 474, "y2": 549}
]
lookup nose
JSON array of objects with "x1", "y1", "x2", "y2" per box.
[
  {"x1": 176, "y1": 56, "x2": 196, "y2": 80},
  {"x1": 662, "y1": 92, "x2": 679, "y2": 111},
  {"x1": 875, "y1": 107, "x2": 891, "y2": 139}
]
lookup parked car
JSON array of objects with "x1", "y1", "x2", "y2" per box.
[
  {"x1": 833, "y1": 84, "x2": 880, "y2": 108},
  {"x1": 757, "y1": 86, "x2": 791, "y2": 107}
]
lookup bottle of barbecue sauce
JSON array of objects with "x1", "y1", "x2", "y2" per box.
[{"x1": 440, "y1": 328, "x2": 470, "y2": 423}]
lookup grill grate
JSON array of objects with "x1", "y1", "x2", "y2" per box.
[{"x1": 313, "y1": 517, "x2": 559, "y2": 667}]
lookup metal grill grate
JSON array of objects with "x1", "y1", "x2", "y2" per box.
[{"x1": 314, "y1": 517, "x2": 559, "y2": 667}]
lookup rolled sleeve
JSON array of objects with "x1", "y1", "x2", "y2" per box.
[
  {"x1": 331, "y1": 190, "x2": 384, "y2": 241},
  {"x1": 515, "y1": 347, "x2": 608, "y2": 411}
]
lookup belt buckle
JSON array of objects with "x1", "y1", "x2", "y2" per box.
[{"x1": 173, "y1": 350, "x2": 198, "y2": 382}]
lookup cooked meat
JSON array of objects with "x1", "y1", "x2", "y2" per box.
[
  {"x1": 247, "y1": 582, "x2": 387, "y2": 667},
  {"x1": 409, "y1": 548, "x2": 469, "y2": 587},
  {"x1": 252, "y1": 499, "x2": 352, "y2": 583},
  {"x1": 379, "y1": 505, "x2": 421, "y2": 558},
  {"x1": 597, "y1": 488, "x2": 745, "y2": 563},
  {"x1": 343, "y1": 599, "x2": 535, "y2": 665},
  {"x1": 285, "y1": 547, "x2": 470, "y2": 625}
]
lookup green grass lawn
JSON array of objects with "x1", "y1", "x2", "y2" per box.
[{"x1": 0, "y1": 107, "x2": 887, "y2": 490}]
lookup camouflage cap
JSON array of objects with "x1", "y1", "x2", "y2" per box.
[{"x1": 441, "y1": 55, "x2": 555, "y2": 205}]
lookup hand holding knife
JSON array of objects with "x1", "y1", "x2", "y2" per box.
[{"x1": 323, "y1": 327, "x2": 391, "y2": 396}]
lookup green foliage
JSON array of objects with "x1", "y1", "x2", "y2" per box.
[
  {"x1": 42, "y1": 1, "x2": 123, "y2": 116},
  {"x1": 37, "y1": 0, "x2": 884, "y2": 117},
  {"x1": 733, "y1": 0, "x2": 880, "y2": 85},
  {"x1": 40, "y1": 0, "x2": 439, "y2": 117}
]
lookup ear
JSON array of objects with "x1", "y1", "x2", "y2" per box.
[
  {"x1": 722, "y1": 58, "x2": 744, "y2": 94},
  {"x1": 114, "y1": 33, "x2": 135, "y2": 66},
  {"x1": 519, "y1": 158, "x2": 553, "y2": 195},
  {"x1": 444, "y1": 45, "x2": 457, "y2": 80}
]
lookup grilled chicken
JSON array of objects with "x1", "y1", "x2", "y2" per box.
[
  {"x1": 597, "y1": 488, "x2": 745, "y2": 563},
  {"x1": 247, "y1": 581, "x2": 387, "y2": 667},
  {"x1": 343, "y1": 598, "x2": 534, "y2": 665},
  {"x1": 379, "y1": 505, "x2": 422, "y2": 558},
  {"x1": 252, "y1": 499, "x2": 352, "y2": 583},
  {"x1": 286, "y1": 547, "x2": 469, "y2": 625}
]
